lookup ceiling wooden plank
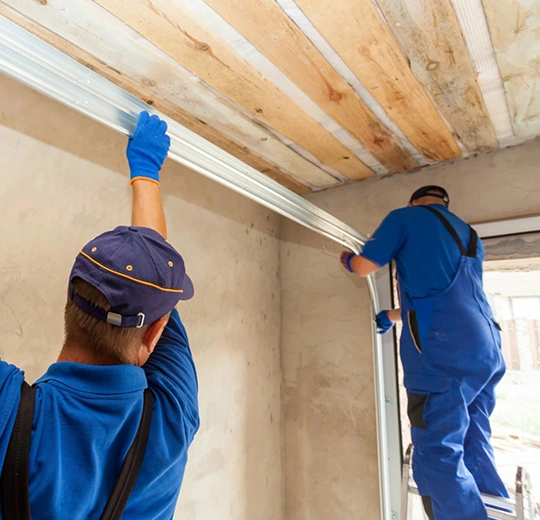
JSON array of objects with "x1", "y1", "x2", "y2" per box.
[
  {"x1": 482, "y1": 0, "x2": 540, "y2": 141},
  {"x1": 197, "y1": 0, "x2": 419, "y2": 173},
  {"x1": 0, "y1": 1, "x2": 339, "y2": 191},
  {"x1": 294, "y1": 0, "x2": 463, "y2": 163},
  {"x1": 375, "y1": 0, "x2": 499, "y2": 153},
  {"x1": 91, "y1": 0, "x2": 375, "y2": 181}
]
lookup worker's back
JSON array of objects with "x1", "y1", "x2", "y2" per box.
[
  {"x1": 361, "y1": 203, "x2": 484, "y2": 298},
  {"x1": 0, "y1": 308, "x2": 199, "y2": 520}
]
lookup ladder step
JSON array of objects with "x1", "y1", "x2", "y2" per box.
[
  {"x1": 402, "y1": 445, "x2": 536, "y2": 520},
  {"x1": 485, "y1": 506, "x2": 518, "y2": 520},
  {"x1": 408, "y1": 481, "x2": 519, "y2": 519}
]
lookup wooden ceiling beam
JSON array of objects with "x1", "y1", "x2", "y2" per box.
[
  {"x1": 92, "y1": 0, "x2": 374, "y2": 181},
  {"x1": 199, "y1": 0, "x2": 418, "y2": 173},
  {"x1": 482, "y1": 0, "x2": 540, "y2": 141},
  {"x1": 376, "y1": 0, "x2": 499, "y2": 153},
  {"x1": 295, "y1": 0, "x2": 463, "y2": 163},
  {"x1": 0, "y1": 0, "x2": 340, "y2": 191}
]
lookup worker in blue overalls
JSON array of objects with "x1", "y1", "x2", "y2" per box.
[
  {"x1": 340, "y1": 186, "x2": 508, "y2": 520},
  {"x1": 0, "y1": 112, "x2": 198, "y2": 519}
]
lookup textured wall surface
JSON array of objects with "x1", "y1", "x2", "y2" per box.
[
  {"x1": 0, "y1": 74, "x2": 283, "y2": 520},
  {"x1": 281, "y1": 229, "x2": 379, "y2": 520},
  {"x1": 281, "y1": 138, "x2": 540, "y2": 520}
]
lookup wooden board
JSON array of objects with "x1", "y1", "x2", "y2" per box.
[
  {"x1": 199, "y1": 0, "x2": 418, "y2": 173},
  {"x1": 295, "y1": 0, "x2": 463, "y2": 162},
  {"x1": 1, "y1": 7, "x2": 312, "y2": 195},
  {"x1": 0, "y1": 0, "x2": 340, "y2": 190},
  {"x1": 483, "y1": 0, "x2": 540, "y2": 140},
  {"x1": 92, "y1": 0, "x2": 374, "y2": 181},
  {"x1": 376, "y1": 0, "x2": 498, "y2": 153}
]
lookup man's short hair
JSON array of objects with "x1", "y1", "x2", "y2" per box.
[{"x1": 64, "y1": 278, "x2": 149, "y2": 364}]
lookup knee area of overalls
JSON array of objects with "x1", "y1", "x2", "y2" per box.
[
  {"x1": 407, "y1": 392, "x2": 429, "y2": 430},
  {"x1": 405, "y1": 374, "x2": 457, "y2": 432}
]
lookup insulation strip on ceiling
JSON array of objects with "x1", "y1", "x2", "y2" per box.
[{"x1": 451, "y1": 0, "x2": 520, "y2": 148}]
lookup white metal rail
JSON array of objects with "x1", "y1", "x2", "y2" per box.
[
  {"x1": 0, "y1": 16, "x2": 367, "y2": 252},
  {"x1": 0, "y1": 15, "x2": 392, "y2": 520}
]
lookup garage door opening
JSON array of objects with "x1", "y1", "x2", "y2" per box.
[
  {"x1": 397, "y1": 238, "x2": 540, "y2": 519},
  {"x1": 484, "y1": 262, "x2": 540, "y2": 503}
]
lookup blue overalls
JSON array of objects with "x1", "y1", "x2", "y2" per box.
[{"x1": 400, "y1": 206, "x2": 508, "y2": 520}]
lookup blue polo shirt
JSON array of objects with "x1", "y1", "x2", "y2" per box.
[
  {"x1": 360, "y1": 204, "x2": 485, "y2": 298},
  {"x1": 0, "y1": 308, "x2": 199, "y2": 519}
]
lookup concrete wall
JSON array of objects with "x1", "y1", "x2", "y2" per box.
[
  {"x1": 0, "y1": 75, "x2": 283, "y2": 520},
  {"x1": 281, "y1": 138, "x2": 540, "y2": 520}
]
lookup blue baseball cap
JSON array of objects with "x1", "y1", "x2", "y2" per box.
[{"x1": 68, "y1": 226, "x2": 194, "y2": 328}]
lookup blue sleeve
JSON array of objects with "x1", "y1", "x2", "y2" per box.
[
  {"x1": 360, "y1": 210, "x2": 406, "y2": 267},
  {"x1": 0, "y1": 360, "x2": 24, "y2": 466},
  {"x1": 143, "y1": 309, "x2": 199, "y2": 440}
]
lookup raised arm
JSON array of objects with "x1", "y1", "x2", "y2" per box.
[
  {"x1": 127, "y1": 112, "x2": 200, "y2": 438},
  {"x1": 126, "y1": 111, "x2": 170, "y2": 238},
  {"x1": 339, "y1": 210, "x2": 406, "y2": 278},
  {"x1": 132, "y1": 183, "x2": 167, "y2": 239}
]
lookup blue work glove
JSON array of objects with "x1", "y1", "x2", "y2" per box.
[
  {"x1": 127, "y1": 111, "x2": 171, "y2": 186},
  {"x1": 340, "y1": 251, "x2": 356, "y2": 273},
  {"x1": 376, "y1": 310, "x2": 395, "y2": 335}
]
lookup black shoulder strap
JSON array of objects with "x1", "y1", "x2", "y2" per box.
[
  {"x1": 1, "y1": 381, "x2": 36, "y2": 520},
  {"x1": 1, "y1": 385, "x2": 154, "y2": 520},
  {"x1": 421, "y1": 206, "x2": 477, "y2": 258},
  {"x1": 99, "y1": 388, "x2": 154, "y2": 520},
  {"x1": 466, "y1": 227, "x2": 478, "y2": 258}
]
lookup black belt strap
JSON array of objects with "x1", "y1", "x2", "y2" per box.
[
  {"x1": 1, "y1": 383, "x2": 154, "y2": 520},
  {"x1": 99, "y1": 388, "x2": 154, "y2": 520},
  {"x1": 1, "y1": 382, "x2": 35, "y2": 520},
  {"x1": 421, "y1": 205, "x2": 478, "y2": 258}
]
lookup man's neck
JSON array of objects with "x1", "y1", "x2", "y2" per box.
[
  {"x1": 417, "y1": 197, "x2": 447, "y2": 207},
  {"x1": 58, "y1": 341, "x2": 121, "y2": 366}
]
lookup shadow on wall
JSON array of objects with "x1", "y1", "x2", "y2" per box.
[
  {"x1": 0, "y1": 74, "x2": 127, "y2": 177},
  {"x1": 279, "y1": 221, "x2": 382, "y2": 520}
]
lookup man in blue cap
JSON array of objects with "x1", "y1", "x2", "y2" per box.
[
  {"x1": 341, "y1": 186, "x2": 508, "y2": 520},
  {"x1": 0, "y1": 112, "x2": 198, "y2": 519}
]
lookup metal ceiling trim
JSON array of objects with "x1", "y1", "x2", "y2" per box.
[
  {"x1": 0, "y1": 14, "x2": 392, "y2": 520},
  {"x1": 0, "y1": 15, "x2": 368, "y2": 252}
]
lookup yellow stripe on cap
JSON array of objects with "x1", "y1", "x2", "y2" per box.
[{"x1": 79, "y1": 250, "x2": 183, "y2": 293}]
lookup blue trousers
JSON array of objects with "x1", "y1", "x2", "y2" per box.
[{"x1": 410, "y1": 367, "x2": 508, "y2": 520}]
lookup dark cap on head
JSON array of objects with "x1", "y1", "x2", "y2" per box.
[
  {"x1": 409, "y1": 185, "x2": 450, "y2": 206},
  {"x1": 68, "y1": 226, "x2": 194, "y2": 328}
]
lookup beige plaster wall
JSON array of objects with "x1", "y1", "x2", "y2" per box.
[
  {"x1": 0, "y1": 75, "x2": 283, "y2": 520},
  {"x1": 281, "y1": 138, "x2": 540, "y2": 520}
]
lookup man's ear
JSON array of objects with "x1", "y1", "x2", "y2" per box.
[{"x1": 142, "y1": 315, "x2": 169, "y2": 356}]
